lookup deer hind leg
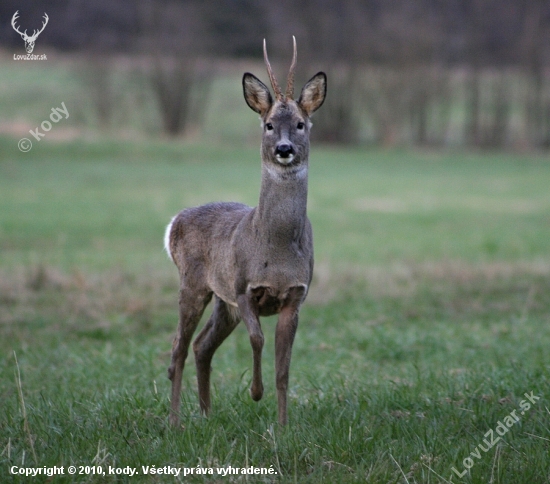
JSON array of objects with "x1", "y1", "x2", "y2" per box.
[
  {"x1": 168, "y1": 287, "x2": 212, "y2": 426},
  {"x1": 275, "y1": 285, "x2": 306, "y2": 425},
  {"x1": 193, "y1": 297, "x2": 241, "y2": 415},
  {"x1": 237, "y1": 291, "x2": 265, "y2": 402}
]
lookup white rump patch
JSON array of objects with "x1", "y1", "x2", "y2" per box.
[{"x1": 164, "y1": 216, "x2": 176, "y2": 261}]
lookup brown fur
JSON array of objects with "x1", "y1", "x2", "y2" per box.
[{"x1": 165, "y1": 39, "x2": 326, "y2": 426}]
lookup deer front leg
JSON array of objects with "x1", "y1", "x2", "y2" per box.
[
  {"x1": 237, "y1": 291, "x2": 264, "y2": 401},
  {"x1": 168, "y1": 289, "x2": 211, "y2": 426},
  {"x1": 275, "y1": 286, "x2": 306, "y2": 425}
]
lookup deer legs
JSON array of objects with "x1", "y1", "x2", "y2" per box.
[
  {"x1": 238, "y1": 292, "x2": 265, "y2": 402},
  {"x1": 193, "y1": 297, "x2": 240, "y2": 414},
  {"x1": 275, "y1": 312, "x2": 298, "y2": 425},
  {"x1": 275, "y1": 286, "x2": 306, "y2": 425},
  {"x1": 168, "y1": 288, "x2": 211, "y2": 426},
  {"x1": 238, "y1": 285, "x2": 306, "y2": 424},
  {"x1": 169, "y1": 283, "x2": 306, "y2": 426}
]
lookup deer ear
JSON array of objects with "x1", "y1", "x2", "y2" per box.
[
  {"x1": 298, "y1": 72, "x2": 327, "y2": 115},
  {"x1": 243, "y1": 73, "x2": 273, "y2": 116}
]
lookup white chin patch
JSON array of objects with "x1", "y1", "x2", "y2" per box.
[{"x1": 276, "y1": 154, "x2": 294, "y2": 165}]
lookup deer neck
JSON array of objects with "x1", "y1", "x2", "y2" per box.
[{"x1": 254, "y1": 162, "x2": 309, "y2": 245}]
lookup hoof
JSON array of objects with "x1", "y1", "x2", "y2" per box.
[{"x1": 250, "y1": 384, "x2": 264, "y2": 401}]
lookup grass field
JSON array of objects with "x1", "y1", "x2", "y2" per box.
[{"x1": 1, "y1": 134, "x2": 550, "y2": 483}]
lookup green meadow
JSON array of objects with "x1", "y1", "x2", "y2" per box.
[
  {"x1": 1, "y1": 60, "x2": 550, "y2": 483},
  {"x1": 1, "y1": 133, "x2": 549, "y2": 482}
]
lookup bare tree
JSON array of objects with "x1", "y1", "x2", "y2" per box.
[
  {"x1": 520, "y1": 0, "x2": 550, "y2": 148},
  {"x1": 79, "y1": 56, "x2": 116, "y2": 130},
  {"x1": 138, "y1": 0, "x2": 211, "y2": 137},
  {"x1": 5, "y1": 0, "x2": 550, "y2": 149}
]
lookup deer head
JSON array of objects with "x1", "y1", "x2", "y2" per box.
[
  {"x1": 12, "y1": 11, "x2": 49, "y2": 54},
  {"x1": 243, "y1": 37, "x2": 326, "y2": 177}
]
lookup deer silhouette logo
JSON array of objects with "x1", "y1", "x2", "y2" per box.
[{"x1": 11, "y1": 11, "x2": 49, "y2": 54}]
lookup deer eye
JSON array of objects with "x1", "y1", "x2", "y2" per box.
[
  {"x1": 265, "y1": 123, "x2": 274, "y2": 131},
  {"x1": 297, "y1": 122, "x2": 305, "y2": 130}
]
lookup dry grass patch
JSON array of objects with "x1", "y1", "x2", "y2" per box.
[
  {"x1": 2, "y1": 259, "x2": 548, "y2": 331},
  {"x1": 309, "y1": 259, "x2": 550, "y2": 322},
  {"x1": 0, "y1": 265, "x2": 177, "y2": 334}
]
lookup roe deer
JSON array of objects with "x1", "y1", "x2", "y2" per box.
[{"x1": 164, "y1": 37, "x2": 326, "y2": 426}]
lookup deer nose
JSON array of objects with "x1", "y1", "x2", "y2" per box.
[{"x1": 275, "y1": 144, "x2": 295, "y2": 158}]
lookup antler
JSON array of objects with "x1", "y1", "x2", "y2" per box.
[
  {"x1": 263, "y1": 39, "x2": 283, "y2": 101},
  {"x1": 28, "y1": 13, "x2": 49, "y2": 41},
  {"x1": 263, "y1": 37, "x2": 299, "y2": 102},
  {"x1": 11, "y1": 11, "x2": 27, "y2": 37},
  {"x1": 285, "y1": 36, "x2": 297, "y2": 100}
]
